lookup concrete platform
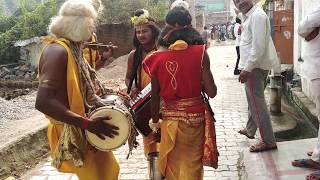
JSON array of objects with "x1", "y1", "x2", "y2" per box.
[
  {"x1": 291, "y1": 87, "x2": 318, "y2": 129},
  {"x1": 241, "y1": 138, "x2": 318, "y2": 180},
  {"x1": 0, "y1": 114, "x2": 49, "y2": 179}
]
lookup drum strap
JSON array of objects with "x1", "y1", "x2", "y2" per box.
[
  {"x1": 201, "y1": 91, "x2": 215, "y2": 122},
  {"x1": 88, "y1": 48, "x2": 93, "y2": 67}
]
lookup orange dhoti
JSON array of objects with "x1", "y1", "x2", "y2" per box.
[
  {"x1": 159, "y1": 97, "x2": 219, "y2": 180},
  {"x1": 47, "y1": 121, "x2": 119, "y2": 180},
  {"x1": 160, "y1": 120, "x2": 205, "y2": 180}
]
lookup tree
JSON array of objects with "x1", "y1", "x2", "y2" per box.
[
  {"x1": 0, "y1": 0, "x2": 168, "y2": 64},
  {"x1": 100, "y1": 0, "x2": 168, "y2": 24},
  {"x1": 0, "y1": 0, "x2": 58, "y2": 64}
]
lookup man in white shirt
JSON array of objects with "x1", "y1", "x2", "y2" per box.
[
  {"x1": 291, "y1": 6, "x2": 320, "y2": 180},
  {"x1": 234, "y1": 0, "x2": 279, "y2": 152},
  {"x1": 233, "y1": 17, "x2": 242, "y2": 75}
]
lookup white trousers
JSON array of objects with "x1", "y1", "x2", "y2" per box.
[{"x1": 310, "y1": 79, "x2": 320, "y2": 162}]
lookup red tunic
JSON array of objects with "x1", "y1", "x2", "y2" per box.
[{"x1": 143, "y1": 45, "x2": 205, "y2": 102}]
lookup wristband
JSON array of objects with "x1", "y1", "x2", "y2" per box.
[
  {"x1": 149, "y1": 119, "x2": 161, "y2": 132},
  {"x1": 80, "y1": 117, "x2": 90, "y2": 129}
]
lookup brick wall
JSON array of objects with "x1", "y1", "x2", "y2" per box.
[
  {"x1": 96, "y1": 22, "x2": 165, "y2": 58},
  {"x1": 96, "y1": 23, "x2": 134, "y2": 58}
]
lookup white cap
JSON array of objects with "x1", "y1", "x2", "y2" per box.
[{"x1": 170, "y1": 0, "x2": 190, "y2": 10}]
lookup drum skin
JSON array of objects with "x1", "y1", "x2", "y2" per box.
[{"x1": 85, "y1": 106, "x2": 131, "y2": 151}]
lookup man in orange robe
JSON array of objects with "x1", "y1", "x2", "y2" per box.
[{"x1": 35, "y1": 0, "x2": 119, "y2": 179}]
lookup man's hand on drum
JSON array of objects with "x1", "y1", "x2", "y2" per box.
[
  {"x1": 117, "y1": 90, "x2": 131, "y2": 100},
  {"x1": 129, "y1": 88, "x2": 140, "y2": 100},
  {"x1": 87, "y1": 116, "x2": 119, "y2": 140}
]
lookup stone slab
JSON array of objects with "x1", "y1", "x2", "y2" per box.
[{"x1": 242, "y1": 138, "x2": 318, "y2": 180}]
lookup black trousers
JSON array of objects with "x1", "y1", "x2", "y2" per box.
[
  {"x1": 236, "y1": 46, "x2": 240, "y2": 69},
  {"x1": 234, "y1": 46, "x2": 240, "y2": 74}
]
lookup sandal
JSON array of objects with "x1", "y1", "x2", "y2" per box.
[
  {"x1": 307, "y1": 171, "x2": 320, "y2": 180},
  {"x1": 292, "y1": 159, "x2": 320, "y2": 170},
  {"x1": 249, "y1": 142, "x2": 277, "y2": 152},
  {"x1": 238, "y1": 129, "x2": 254, "y2": 139},
  {"x1": 308, "y1": 151, "x2": 313, "y2": 157}
]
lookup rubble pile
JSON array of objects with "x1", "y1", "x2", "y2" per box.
[
  {"x1": 0, "y1": 64, "x2": 38, "y2": 100},
  {"x1": 0, "y1": 64, "x2": 37, "y2": 80}
]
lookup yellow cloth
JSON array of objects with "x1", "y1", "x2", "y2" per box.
[
  {"x1": 44, "y1": 39, "x2": 119, "y2": 180},
  {"x1": 139, "y1": 49, "x2": 160, "y2": 155},
  {"x1": 83, "y1": 35, "x2": 97, "y2": 69},
  {"x1": 168, "y1": 40, "x2": 188, "y2": 50},
  {"x1": 159, "y1": 97, "x2": 218, "y2": 180},
  {"x1": 159, "y1": 121, "x2": 204, "y2": 180}
]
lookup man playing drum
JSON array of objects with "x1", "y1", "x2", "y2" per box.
[
  {"x1": 124, "y1": 9, "x2": 162, "y2": 179},
  {"x1": 143, "y1": 7, "x2": 219, "y2": 179},
  {"x1": 35, "y1": 0, "x2": 119, "y2": 179}
]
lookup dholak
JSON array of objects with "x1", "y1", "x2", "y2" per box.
[
  {"x1": 85, "y1": 94, "x2": 132, "y2": 151},
  {"x1": 130, "y1": 83, "x2": 153, "y2": 137}
]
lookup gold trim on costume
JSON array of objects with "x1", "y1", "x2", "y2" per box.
[
  {"x1": 165, "y1": 61, "x2": 178, "y2": 90},
  {"x1": 161, "y1": 96, "x2": 205, "y2": 125}
]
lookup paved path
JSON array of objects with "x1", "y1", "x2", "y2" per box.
[{"x1": 20, "y1": 44, "x2": 253, "y2": 180}]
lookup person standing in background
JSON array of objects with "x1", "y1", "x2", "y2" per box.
[
  {"x1": 235, "y1": 0, "x2": 279, "y2": 152},
  {"x1": 291, "y1": 6, "x2": 320, "y2": 180},
  {"x1": 125, "y1": 9, "x2": 162, "y2": 180},
  {"x1": 201, "y1": 26, "x2": 211, "y2": 48},
  {"x1": 233, "y1": 17, "x2": 242, "y2": 75}
]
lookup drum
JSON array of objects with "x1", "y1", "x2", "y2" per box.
[
  {"x1": 130, "y1": 83, "x2": 153, "y2": 137},
  {"x1": 85, "y1": 94, "x2": 132, "y2": 151}
]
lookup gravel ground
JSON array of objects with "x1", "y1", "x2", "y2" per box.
[
  {"x1": 0, "y1": 91, "x2": 40, "y2": 130},
  {"x1": 96, "y1": 54, "x2": 128, "y2": 90},
  {"x1": 0, "y1": 54, "x2": 129, "y2": 132}
]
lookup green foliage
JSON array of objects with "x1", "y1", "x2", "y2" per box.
[
  {"x1": 0, "y1": 0, "x2": 58, "y2": 64},
  {"x1": 100, "y1": 0, "x2": 169, "y2": 24},
  {"x1": 0, "y1": 0, "x2": 168, "y2": 64},
  {"x1": 0, "y1": 0, "x2": 52, "y2": 16},
  {"x1": 0, "y1": 16, "x2": 18, "y2": 33},
  {"x1": 18, "y1": 1, "x2": 57, "y2": 39}
]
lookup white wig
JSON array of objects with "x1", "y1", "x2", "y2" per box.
[
  {"x1": 170, "y1": 0, "x2": 190, "y2": 10},
  {"x1": 49, "y1": 0, "x2": 97, "y2": 42}
]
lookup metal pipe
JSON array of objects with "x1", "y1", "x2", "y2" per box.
[{"x1": 147, "y1": 152, "x2": 164, "y2": 180}]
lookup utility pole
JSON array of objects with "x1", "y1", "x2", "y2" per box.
[
  {"x1": 185, "y1": 0, "x2": 196, "y2": 27},
  {"x1": 226, "y1": 0, "x2": 230, "y2": 22}
]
